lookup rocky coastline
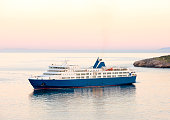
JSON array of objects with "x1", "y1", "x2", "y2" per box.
[{"x1": 133, "y1": 55, "x2": 170, "y2": 68}]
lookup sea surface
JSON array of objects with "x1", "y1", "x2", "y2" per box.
[{"x1": 0, "y1": 53, "x2": 170, "y2": 120}]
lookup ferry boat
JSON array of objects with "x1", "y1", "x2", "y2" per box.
[{"x1": 28, "y1": 58, "x2": 137, "y2": 89}]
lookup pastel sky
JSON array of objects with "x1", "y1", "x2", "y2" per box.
[{"x1": 0, "y1": 0, "x2": 170, "y2": 50}]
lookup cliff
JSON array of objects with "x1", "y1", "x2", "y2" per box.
[{"x1": 133, "y1": 55, "x2": 170, "y2": 68}]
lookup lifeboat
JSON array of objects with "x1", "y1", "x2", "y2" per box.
[{"x1": 106, "y1": 68, "x2": 113, "y2": 71}]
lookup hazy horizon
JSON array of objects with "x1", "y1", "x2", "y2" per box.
[{"x1": 0, "y1": 47, "x2": 170, "y2": 53}]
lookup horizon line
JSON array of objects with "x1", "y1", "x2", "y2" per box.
[{"x1": 0, "y1": 48, "x2": 170, "y2": 53}]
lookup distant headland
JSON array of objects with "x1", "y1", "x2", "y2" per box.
[{"x1": 133, "y1": 55, "x2": 170, "y2": 68}]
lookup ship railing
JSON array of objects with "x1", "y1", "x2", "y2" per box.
[{"x1": 31, "y1": 76, "x2": 60, "y2": 80}]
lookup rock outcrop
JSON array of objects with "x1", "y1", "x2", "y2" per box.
[{"x1": 133, "y1": 55, "x2": 170, "y2": 68}]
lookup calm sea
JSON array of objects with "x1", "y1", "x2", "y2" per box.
[{"x1": 0, "y1": 53, "x2": 170, "y2": 120}]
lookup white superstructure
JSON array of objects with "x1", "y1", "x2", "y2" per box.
[{"x1": 31, "y1": 58, "x2": 136, "y2": 80}]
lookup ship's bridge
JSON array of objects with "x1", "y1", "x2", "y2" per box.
[{"x1": 48, "y1": 64, "x2": 80, "y2": 72}]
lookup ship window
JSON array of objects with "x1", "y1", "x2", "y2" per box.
[
  {"x1": 76, "y1": 73, "x2": 80, "y2": 75},
  {"x1": 93, "y1": 73, "x2": 97, "y2": 75},
  {"x1": 107, "y1": 72, "x2": 111, "y2": 74},
  {"x1": 81, "y1": 76, "x2": 84, "y2": 79},
  {"x1": 86, "y1": 73, "x2": 89, "y2": 75},
  {"x1": 75, "y1": 70, "x2": 86, "y2": 72},
  {"x1": 62, "y1": 77, "x2": 70, "y2": 79},
  {"x1": 76, "y1": 77, "x2": 80, "y2": 79},
  {"x1": 107, "y1": 76, "x2": 111, "y2": 78},
  {"x1": 119, "y1": 72, "x2": 122, "y2": 74},
  {"x1": 86, "y1": 76, "x2": 89, "y2": 79},
  {"x1": 98, "y1": 76, "x2": 101, "y2": 78},
  {"x1": 98, "y1": 73, "x2": 101, "y2": 75},
  {"x1": 103, "y1": 73, "x2": 106, "y2": 74},
  {"x1": 103, "y1": 76, "x2": 106, "y2": 78},
  {"x1": 81, "y1": 73, "x2": 85, "y2": 75},
  {"x1": 92, "y1": 76, "x2": 96, "y2": 78}
]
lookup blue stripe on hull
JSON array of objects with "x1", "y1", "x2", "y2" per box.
[{"x1": 29, "y1": 76, "x2": 136, "y2": 89}]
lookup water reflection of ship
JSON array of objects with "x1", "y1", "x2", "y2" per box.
[{"x1": 30, "y1": 85, "x2": 136, "y2": 99}]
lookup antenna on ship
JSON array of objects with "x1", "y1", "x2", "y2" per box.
[{"x1": 62, "y1": 58, "x2": 69, "y2": 66}]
